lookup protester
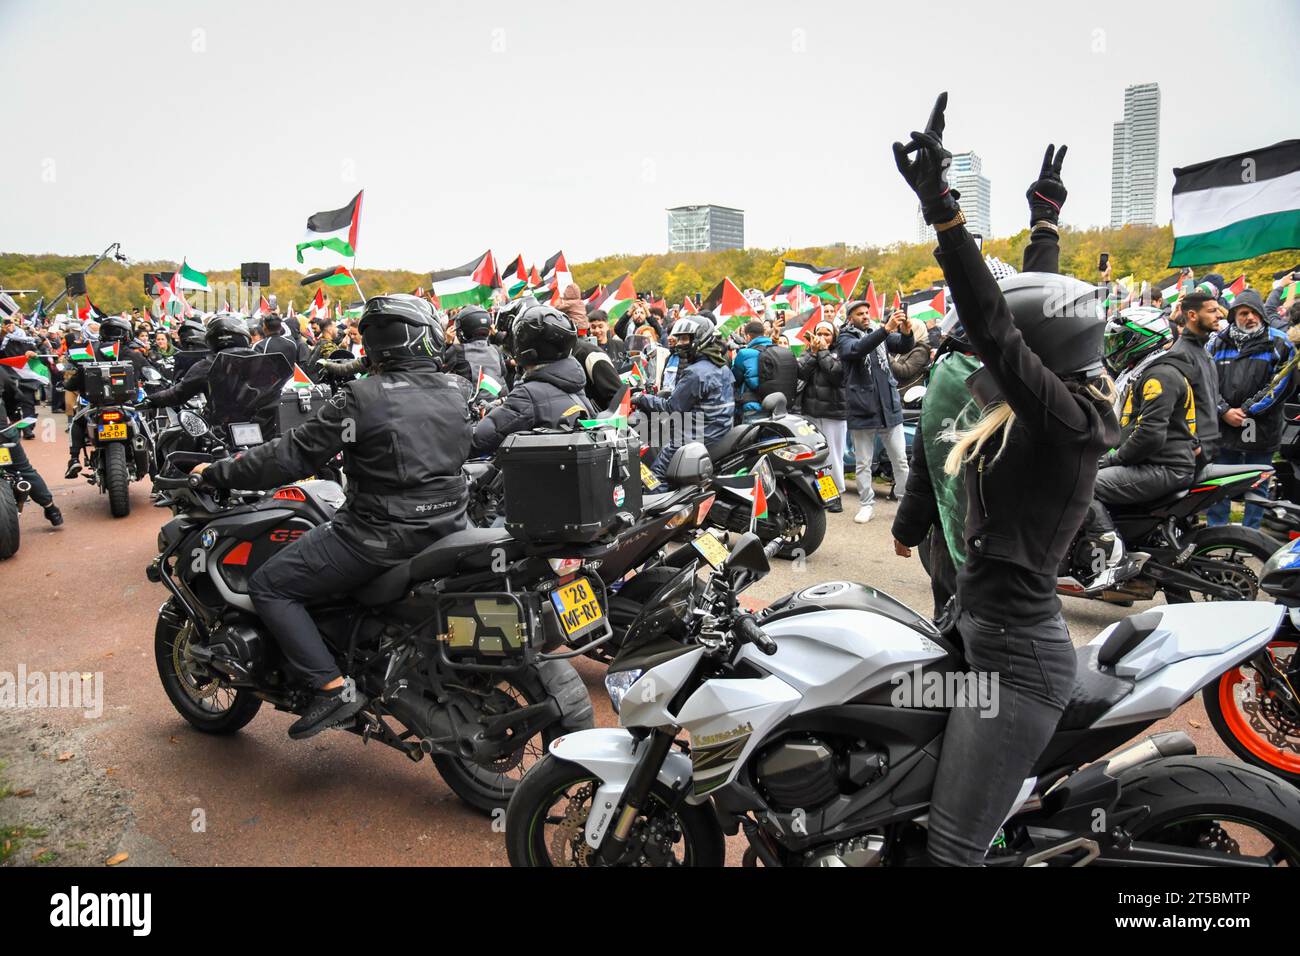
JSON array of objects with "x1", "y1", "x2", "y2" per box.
[
  {"x1": 889, "y1": 317, "x2": 932, "y2": 395},
  {"x1": 732, "y1": 320, "x2": 798, "y2": 422},
  {"x1": 797, "y1": 320, "x2": 846, "y2": 510},
  {"x1": 556, "y1": 284, "x2": 621, "y2": 410},
  {"x1": 587, "y1": 309, "x2": 626, "y2": 366}
]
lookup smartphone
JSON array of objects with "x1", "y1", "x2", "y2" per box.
[{"x1": 1098, "y1": 253, "x2": 1109, "y2": 272}]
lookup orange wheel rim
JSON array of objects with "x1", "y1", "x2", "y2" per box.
[{"x1": 1217, "y1": 641, "x2": 1300, "y2": 774}]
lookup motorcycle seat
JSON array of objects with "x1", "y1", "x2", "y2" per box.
[
  {"x1": 707, "y1": 425, "x2": 758, "y2": 465},
  {"x1": 355, "y1": 527, "x2": 522, "y2": 607},
  {"x1": 1054, "y1": 644, "x2": 1136, "y2": 731}
]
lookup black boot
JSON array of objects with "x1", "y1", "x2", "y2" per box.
[
  {"x1": 64, "y1": 458, "x2": 82, "y2": 479},
  {"x1": 288, "y1": 680, "x2": 367, "y2": 740},
  {"x1": 43, "y1": 504, "x2": 64, "y2": 527}
]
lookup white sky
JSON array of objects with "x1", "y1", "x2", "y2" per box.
[{"x1": 1, "y1": 0, "x2": 1295, "y2": 272}]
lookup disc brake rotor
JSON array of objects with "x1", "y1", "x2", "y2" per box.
[
  {"x1": 550, "y1": 782, "x2": 594, "y2": 867},
  {"x1": 1193, "y1": 558, "x2": 1258, "y2": 601},
  {"x1": 172, "y1": 624, "x2": 220, "y2": 701}
]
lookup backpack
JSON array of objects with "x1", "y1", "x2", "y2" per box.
[{"x1": 756, "y1": 343, "x2": 798, "y2": 406}]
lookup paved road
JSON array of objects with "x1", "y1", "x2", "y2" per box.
[{"x1": 0, "y1": 412, "x2": 1233, "y2": 867}]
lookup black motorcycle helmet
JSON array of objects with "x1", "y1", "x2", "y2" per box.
[
  {"x1": 455, "y1": 306, "x2": 492, "y2": 342},
  {"x1": 178, "y1": 316, "x2": 208, "y2": 350},
  {"x1": 508, "y1": 304, "x2": 577, "y2": 366},
  {"x1": 97, "y1": 315, "x2": 133, "y2": 345},
  {"x1": 358, "y1": 294, "x2": 444, "y2": 365},
  {"x1": 205, "y1": 313, "x2": 252, "y2": 352},
  {"x1": 667, "y1": 314, "x2": 717, "y2": 362}
]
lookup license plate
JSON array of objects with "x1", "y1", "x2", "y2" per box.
[
  {"x1": 550, "y1": 577, "x2": 605, "y2": 638},
  {"x1": 97, "y1": 423, "x2": 127, "y2": 441},
  {"x1": 692, "y1": 529, "x2": 730, "y2": 570},
  {"x1": 816, "y1": 471, "x2": 840, "y2": 502},
  {"x1": 0, "y1": 447, "x2": 11, "y2": 466},
  {"x1": 641, "y1": 462, "x2": 663, "y2": 491}
]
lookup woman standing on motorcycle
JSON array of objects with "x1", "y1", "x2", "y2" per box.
[{"x1": 894, "y1": 94, "x2": 1118, "y2": 866}]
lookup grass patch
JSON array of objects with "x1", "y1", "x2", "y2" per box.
[{"x1": 1, "y1": 824, "x2": 49, "y2": 864}]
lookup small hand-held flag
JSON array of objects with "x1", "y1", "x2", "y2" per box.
[{"x1": 750, "y1": 473, "x2": 768, "y2": 532}]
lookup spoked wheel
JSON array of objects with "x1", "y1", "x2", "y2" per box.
[
  {"x1": 1203, "y1": 641, "x2": 1300, "y2": 785},
  {"x1": 154, "y1": 601, "x2": 261, "y2": 733},
  {"x1": 432, "y1": 660, "x2": 591, "y2": 815},
  {"x1": 1116, "y1": 756, "x2": 1300, "y2": 866},
  {"x1": 505, "y1": 756, "x2": 724, "y2": 867},
  {"x1": 1163, "y1": 527, "x2": 1275, "y2": 603}
]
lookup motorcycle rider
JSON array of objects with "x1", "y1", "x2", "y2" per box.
[
  {"x1": 445, "y1": 306, "x2": 510, "y2": 397},
  {"x1": 894, "y1": 93, "x2": 1117, "y2": 866},
  {"x1": 253, "y1": 312, "x2": 306, "y2": 369},
  {"x1": 138, "y1": 314, "x2": 258, "y2": 412},
  {"x1": 192, "y1": 295, "x2": 472, "y2": 739},
  {"x1": 635, "y1": 313, "x2": 734, "y2": 477},
  {"x1": 471, "y1": 303, "x2": 593, "y2": 455},
  {"x1": 1, "y1": 363, "x2": 63, "y2": 526},
  {"x1": 1167, "y1": 290, "x2": 1224, "y2": 463},
  {"x1": 63, "y1": 314, "x2": 156, "y2": 479}
]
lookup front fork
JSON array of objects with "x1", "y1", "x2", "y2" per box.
[{"x1": 597, "y1": 727, "x2": 679, "y2": 865}]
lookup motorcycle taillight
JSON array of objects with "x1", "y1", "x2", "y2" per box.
[{"x1": 693, "y1": 493, "x2": 716, "y2": 527}]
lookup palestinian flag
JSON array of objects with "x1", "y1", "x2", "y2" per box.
[
  {"x1": 701, "y1": 277, "x2": 756, "y2": 336},
  {"x1": 1170, "y1": 140, "x2": 1300, "y2": 267},
  {"x1": 302, "y1": 265, "x2": 356, "y2": 288},
  {"x1": 77, "y1": 296, "x2": 107, "y2": 322},
  {"x1": 751, "y1": 474, "x2": 768, "y2": 523},
  {"x1": 284, "y1": 364, "x2": 313, "y2": 391},
  {"x1": 781, "y1": 261, "x2": 836, "y2": 293},
  {"x1": 0, "y1": 355, "x2": 51, "y2": 385},
  {"x1": 812, "y1": 266, "x2": 863, "y2": 302},
  {"x1": 254, "y1": 296, "x2": 272, "y2": 319},
  {"x1": 1, "y1": 415, "x2": 38, "y2": 433},
  {"x1": 765, "y1": 283, "x2": 796, "y2": 314},
  {"x1": 178, "y1": 259, "x2": 208, "y2": 291},
  {"x1": 101, "y1": 341, "x2": 120, "y2": 360},
  {"x1": 68, "y1": 344, "x2": 95, "y2": 362},
  {"x1": 580, "y1": 387, "x2": 633, "y2": 432},
  {"x1": 343, "y1": 300, "x2": 365, "y2": 319},
  {"x1": 864, "y1": 280, "x2": 882, "y2": 320},
  {"x1": 1220, "y1": 274, "x2": 1247, "y2": 306},
  {"x1": 153, "y1": 274, "x2": 192, "y2": 318},
  {"x1": 308, "y1": 288, "x2": 329, "y2": 321},
  {"x1": 892, "y1": 290, "x2": 904, "y2": 314},
  {"x1": 1159, "y1": 271, "x2": 1193, "y2": 304},
  {"x1": 501, "y1": 256, "x2": 529, "y2": 298},
  {"x1": 593, "y1": 273, "x2": 636, "y2": 321},
  {"x1": 541, "y1": 251, "x2": 572, "y2": 293},
  {"x1": 906, "y1": 288, "x2": 945, "y2": 322},
  {"x1": 785, "y1": 303, "x2": 824, "y2": 356},
  {"x1": 476, "y1": 368, "x2": 503, "y2": 397},
  {"x1": 430, "y1": 251, "x2": 498, "y2": 309},
  {"x1": 296, "y1": 190, "x2": 363, "y2": 263},
  {"x1": 681, "y1": 296, "x2": 698, "y2": 315}
]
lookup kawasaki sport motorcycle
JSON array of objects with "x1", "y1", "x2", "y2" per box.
[{"x1": 506, "y1": 532, "x2": 1300, "y2": 866}]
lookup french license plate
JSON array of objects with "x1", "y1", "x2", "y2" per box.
[
  {"x1": 0, "y1": 447, "x2": 11, "y2": 466},
  {"x1": 97, "y1": 423, "x2": 127, "y2": 441},
  {"x1": 692, "y1": 529, "x2": 729, "y2": 570},
  {"x1": 641, "y1": 462, "x2": 663, "y2": 491},
  {"x1": 551, "y1": 576, "x2": 605, "y2": 638},
  {"x1": 816, "y1": 470, "x2": 840, "y2": 502}
]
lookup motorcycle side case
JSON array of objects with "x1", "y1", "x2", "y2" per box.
[
  {"x1": 274, "y1": 385, "x2": 331, "y2": 437},
  {"x1": 82, "y1": 362, "x2": 137, "y2": 405}
]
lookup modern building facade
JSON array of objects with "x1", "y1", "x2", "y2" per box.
[
  {"x1": 1110, "y1": 82, "x2": 1161, "y2": 227},
  {"x1": 667, "y1": 204, "x2": 744, "y2": 252},
  {"x1": 916, "y1": 151, "x2": 991, "y2": 243}
]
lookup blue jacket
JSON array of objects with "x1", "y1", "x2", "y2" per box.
[
  {"x1": 1208, "y1": 320, "x2": 1296, "y2": 451},
  {"x1": 638, "y1": 355, "x2": 734, "y2": 475},
  {"x1": 836, "y1": 324, "x2": 915, "y2": 430},
  {"x1": 732, "y1": 336, "x2": 772, "y2": 414}
]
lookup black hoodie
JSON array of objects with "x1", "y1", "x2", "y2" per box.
[{"x1": 471, "y1": 355, "x2": 594, "y2": 455}]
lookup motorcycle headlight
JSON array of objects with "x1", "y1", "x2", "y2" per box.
[{"x1": 604, "y1": 669, "x2": 643, "y2": 714}]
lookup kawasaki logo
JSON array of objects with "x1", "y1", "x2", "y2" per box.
[{"x1": 694, "y1": 722, "x2": 753, "y2": 747}]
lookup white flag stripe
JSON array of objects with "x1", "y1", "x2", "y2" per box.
[
  {"x1": 431, "y1": 274, "x2": 477, "y2": 296},
  {"x1": 1173, "y1": 169, "x2": 1300, "y2": 237}
]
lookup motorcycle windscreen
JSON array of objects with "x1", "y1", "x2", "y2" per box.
[
  {"x1": 205, "y1": 352, "x2": 293, "y2": 429},
  {"x1": 172, "y1": 350, "x2": 211, "y2": 380}
]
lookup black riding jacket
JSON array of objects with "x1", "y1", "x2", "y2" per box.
[{"x1": 471, "y1": 356, "x2": 593, "y2": 456}]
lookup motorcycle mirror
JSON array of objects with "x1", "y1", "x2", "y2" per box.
[
  {"x1": 724, "y1": 531, "x2": 771, "y2": 576},
  {"x1": 179, "y1": 410, "x2": 209, "y2": 438},
  {"x1": 760, "y1": 393, "x2": 787, "y2": 418}
]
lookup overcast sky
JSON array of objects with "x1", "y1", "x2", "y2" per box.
[{"x1": 2, "y1": 0, "x2": 1295, "y2": 273}]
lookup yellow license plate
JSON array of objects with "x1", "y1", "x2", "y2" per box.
[
  {"x1": 692, "y1": 529, "x2": 730, "y2": 570},
  {"x1": 817, "y1": 474, "x2": 839, "y2": 501},
  {"x1": 551, "y1": 577, "x2": 605, "y2": 638},
  {"x1": 641, "y1": 462, "x2": 663, "y2": 491},
  {"x1": 97, "y1": 423, "x2": 127, "y2": 441},
  {"x1": 0, "y1": 447, "x2": 11, "y2": 466}
]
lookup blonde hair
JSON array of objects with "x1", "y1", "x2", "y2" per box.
[{"x1": 941, "y1": 375, "x2": 1115, "y2": 477}]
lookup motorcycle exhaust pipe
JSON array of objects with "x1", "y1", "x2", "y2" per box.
[{"x1": 1103, "y1": 731, "x2": 1196, "y2": 777}]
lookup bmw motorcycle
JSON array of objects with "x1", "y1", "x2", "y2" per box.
[
  {"x1": 69, "y1": 378, "x2": 154, "y2": 518},
  {"x1": 506, "y1": 532, "x2": 1300, "y2": 867}
]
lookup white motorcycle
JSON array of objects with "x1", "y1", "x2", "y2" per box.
[{"x1": 506, "y1": 532, "x2": 1300, "y2": 866}]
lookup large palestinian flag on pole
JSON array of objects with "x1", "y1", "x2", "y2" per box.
[
  {"x1": 302, "y1": 265, "x2": 357, "y2": 288},
  {"x1": 541, "y1": 251, "x2": 572, "y2": 293},
  {"x1": 592, "y1": 272, "x2": 636, "y2": 321},
  {"x1": 701, "y1": 277, "x2": 756, "y2": 337},
  {"x1": 781, "y1": 261, "x2": 837, "y2": 294},
  {"x1": 296, "y1": 190, "x2": 364, "y2": 263},
  {"x1": 431, "y1": 251, "x2": 498, "y2": 309},
  {"x1": 500, "y1": 255, "x2": 529, "y2": 298},
  {"x1": 905, "y1": 288, "x2": 945, "y2": 322},
  {"x1": 1170, "y1": 140, "x2": 1300, "y2": 267}
]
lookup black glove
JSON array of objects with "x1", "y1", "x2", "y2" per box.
[
  {"x1": 1027, "y1": 144, "x2": 1068, "y2": 227},
  {"x1": 136, "y1": 395, "x2": 155, "y2": 410},
  {"x1": 893, "y1": 92, "x2": 961, "y2": 225}
]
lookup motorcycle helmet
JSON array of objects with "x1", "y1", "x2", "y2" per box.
[
  {"x1": 358, "y1": 294, "x2": 444, "y2": 364},
  {"x1": 1103, "y1": 307, "x2": 1173, "y2": 374},
  {"x1": 508, "y1": 304, "x2": 576, "y2": 365},
  {"x1": 178, "y1": 316, "x2": 208, "y2": 350},
  {"x1": 455, "y1": 306, "x2": 492, "y2": 341},
  {"x1": 204, "y1": 313, "x2": 252, "y2": 352},
  {"x1": 97, "y1": 315, "x2": 133, "y2": 345},
  {"x1": 667, "y1": 314, "x2": 717, "y2": 361}
]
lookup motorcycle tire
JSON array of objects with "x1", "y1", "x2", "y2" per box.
[
  {"x1": 1114, "y1": 755, "x2": 1300, "y2": 864},
  {"x1": 505, "y1": 754, "x2": 726, "y2": 867},
  {"x1": 0, "y1": 480, "x2": 19, "y2": 560},
  {"x1": 1202, "y1": 638, "x2": 1300, "y2": 785},
  {"x1": 1161, "y1": 525, "x2": 1276, "y2": 603},
  {"x1": 104, "y1": 442, "x2": 131, "y2": 518},
  {"x1": 432, "y1": 658, "x2": 594, "y2": 816},
  {"x1": 776, "y1": 482, "x2": 827, "y2": 560},
  {"x1": 155, "y1": 600, "x2": 262, "y2": 734}
]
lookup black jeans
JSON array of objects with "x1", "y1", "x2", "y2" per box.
[
  {"x1": 248, "y1": 523, "x2": 385, "y2": 688},
  {"x1": 927, "y1": 609, "x2": 1076, "y2": 866},
  {"x1": 1, "y1": 433, "x2": 53, "y2": 506}
]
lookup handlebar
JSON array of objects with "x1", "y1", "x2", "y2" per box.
[
  {"x1": 733, "y1": 612, "x2": 777, "y2": 656},
  {"x1": 153, "y1": 473, "x2": 207, "y2": 491}
]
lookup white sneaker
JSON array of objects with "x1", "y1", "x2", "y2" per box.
[{"x1": 854, "y1": 505, "x2": 874, "y2": 524}]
